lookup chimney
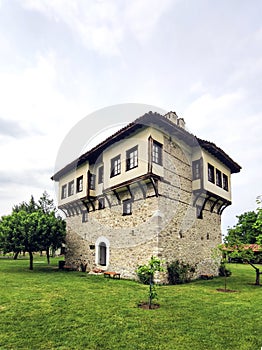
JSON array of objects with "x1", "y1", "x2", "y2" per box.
[
  {"x1": 177, "y1": 118, "x2": 185, "y2": 129},
  {"x1": 164, "y1": 111, "x2": 178, "y2": 125}
]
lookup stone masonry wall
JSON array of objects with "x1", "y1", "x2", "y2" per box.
[
  {"x1": 157, "y1": 135, "x2": 222, "y2": 280},
  {"x1": 65, "y1": 184, "x2": 160, "y2": 279},
  {"x1": 64, "y1": 133, "x2": 223, "y2": 281}
]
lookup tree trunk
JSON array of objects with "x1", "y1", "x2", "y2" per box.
[
  {"x1": 29, "y1": 251, "x2": 34, "y2": 270},
  {"x1": 224, "y1": 275, "x2": 227, "y2": 291},
  {"x1": 149, "y1": 273, "x2": 153, "y2": 309},
  {"x1": 46, "y1": 248, "x2": 50, "y2": 265},
  {"x1": 13, "y1": 251, "x2": 19, "y2": 260},
  {"x1": 249, "y1": 262, "x2": 260, "y2": 285},
  {"x1": 255, "y1": 269, "x2": 260, "y2": 286}
]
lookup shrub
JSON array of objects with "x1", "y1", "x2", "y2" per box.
[
  {"x1": 219, "y1": 263, "x2": 232, "y2": 277},
  {"x1": 167, "y1": 260, "x2": 195, "y2": 284},
  {"x1": 136, "y1": 256, "x2": 165, "y2": 309},
  {"x1": 137, "y1": 266, "x2": 151, "y2": 284}
]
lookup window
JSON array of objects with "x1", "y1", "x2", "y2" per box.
[
  {"x1": 208, "y1": 163, "x2": 215, "y2": 183},
  {"x1": 98, "y1": 197, "x2": 105, "y2": 210},
  {"x1": 123, "y1": 199, "x2": 132, "y2": 215},
  {"x1": 90, "y1": 173, "x2": 96, "y2": 190},
  {"x1": 110, "y1": 155, "x2": 121, "y2": 177},
  {"x1": 82, "y1": 210, "x2": 88, "y2": 223},
  {"x1": 223, "y1": 174, "x2": 229, "y2": 191},
  {"x1": 98, "y1": 166, "x2": 104, "y2": 184},
  {"x1": 192, "y1": 160, "x2": 201, "y2": 180},
  {"x1": 126, "y1": 146, "x2": 138, "y2": 171},
  {"x1": 68, "y1": 180, "x2": 74, "y2": 196},
  {"x1": 76, "y1": 176, "x2": 83, "y2": 192},
  {"x1": 152, "y1": 140, "x2": 163, "y2": 165},
  {"x1": 61, "y1": 184, "x2": 67, "y2": 199},
  {"x1": 216, "y1": 169, "x2": 222, "y2": 187}
]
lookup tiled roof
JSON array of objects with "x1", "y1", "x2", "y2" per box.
[
  {"x1": 51, "y1": 111, "x2": 241, "y2": 181},
  {"x1": 222, "y1": 244, "x2": 262, "y2": 252}
]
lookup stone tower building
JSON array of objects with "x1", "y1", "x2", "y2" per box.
[{"x1": 51, "y1": 111, "x2": 241, "y2": 280}]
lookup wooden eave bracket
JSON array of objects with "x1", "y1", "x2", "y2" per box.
[
  {"x1": 149, "y1": 176, "x2": 159, "y2": 197},
  {"x1": 113, "y1": 190, "x2": 121, "y2": 204}
]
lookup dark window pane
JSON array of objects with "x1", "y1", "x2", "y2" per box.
[
  {"x1": 90, "y1": 173, "x2": 96, "y2": 190},
  {"x1": 68, "y1": 181, "x2": 74, "y2": 196},
  {"x1": 208, "y1": 164, "x2": 215, "y2": 183},
  {"x1": 61, "y1": 185, "x2": 67, "y2": 199},
  {"x1": 192, "y1": 160, "x2": 201, "y2": 180},
  {"x1": 216, "y1": 169, "x2": 222, "y2": 187},
  {"x1": 111, "y1": 155, "x2": 121, "y2": 177},
  {"x1": 123, "y1": 199, "x2": 132, "y2": 215},
  {"x1": 223, "y1": 174, "x2": 229, "y2": 191},
  {"x1": 76, "y1": 176, "x2": 83, "y2": 192},
  {"x1": 98, "y1": 197, "x2": 105, "y2": 210},
  {"x1": 152, "y1": 141, "x2": 163, "y2": 165},
  {"x1": 98, "y1": 166, "x2": 104, "y2": 184},
  {"x1": 82, "y1": 210, "x2": 88, "y2": 222},
  {"x1": 126, "y1": 146, "x2": 138, "y2": 171}
]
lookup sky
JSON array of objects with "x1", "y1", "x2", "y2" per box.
[{"x1": 0, "y1": 0, "x2": 261, "y2": 236}]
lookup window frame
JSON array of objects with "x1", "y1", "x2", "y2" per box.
[
  {"x1": 208, "y1": 163, "x2": 215, "y2": 184},
  {"x1": 89, "y1": 173, "x2": 96, "y2": 190},
  {"x1": 76, "y1": 175, "x2": 83, "y2": 193},
  {"x1": 68, "y1": 180, "x2": 74, "y2": 196},
  {"x1": 126, "y1": 145, "x2": 138, "y2": 171},
  {"x1": 216, "y1": 169, "x2": 222, "y2": 187},
  {"x1": 82, "y1": 210, "x2": 88, "y2": 223},
  {"x1": 61, "y1": 184, "x2": 67, "y2": 199},
  {"x1": 222, "y1": 174, "x2": 229, "y2": 191},
  {"x1": 152, "y1": 140, "x2": 163, "y2": 166},
  {"x1": 110, "y1": 155, "x2": 121, "y2": 177},
  {"x1": 98, "y1": 165, "x2": 104, "y2": 184},
  {"x1": 192, "y1": 159, "x2": 201, "y2": 180},
  {"x1": 123, "y1": 199, "x2": 132, "y2": 216},
  {"x1": 98, "y1": 197, "x2": 105, "y2": 210}
]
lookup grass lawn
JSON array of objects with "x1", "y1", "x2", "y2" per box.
[{"x1": 0, "y1": 256, "x2": 261, "y2": 350}]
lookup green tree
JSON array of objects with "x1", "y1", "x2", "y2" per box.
[
  {"x1": 137, "y1": 256, "x2": 165, "y2": 309},
  {"x1": 0, "y1": 193, "x2": 66, "y2": 270},
  {"x1": 38, "y1": 191, "x2": 55, "y2": 214},
  {"x1": 253, "y1": 196, "x2": 262, "y2": 243},
  {"x1": 225, "y1": 211, "x2": 259, "y2": 245},
  {"x1": 0, "y1": 210, "x2": 41, "y2": 270},
  {"x1": 37, "y1": 191, "x2": 65, "y2": 263},
  {"x1": 224, "y1": 197, "x2": 262, "y2": 285},
  {"x1": 37, "y1": 212, "x2": 66, "y2": 264},
  {"x1": 228, "y1": 247, "x2": 261, "y2": 285},
  {"x1": 12, "y1": 195, "x2": 38, "y2": 214}
]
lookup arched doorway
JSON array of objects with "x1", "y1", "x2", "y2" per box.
[{"x1": 99, "y1": 242, "x2": 107, "y2": 266}]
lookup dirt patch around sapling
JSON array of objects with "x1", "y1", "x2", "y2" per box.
[
  {"x1": 138, "y1": 302, "x2": 160, "y2": 309},
  {"x1": 216, "y1": 288, "x2": 238, "y2": 293}
]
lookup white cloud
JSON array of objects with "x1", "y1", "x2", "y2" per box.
[
  {"x1": 124, "y1": 0, "x2": 173, "y2": 43},
  {"x1": 21, "y1": 0, "x2": 123, "y2": 55},
  {"x1": 183, "y1": 90, "x2": 262, "y2": 235},
  {"x1": 0, "y1": 50, "x2": 92, "y2": 214},
  {"x1": 21, "y1": 0, "x2": 173, "y2": 55},
  {"x1": 183, "y1": 91, "x2": 244, "y2": 136},
  {"x1": 189, "y1": 81, "x2": 207, "y2": 95},
  {"x1": 0, "y1": 51, "x2": 88, "y2": 134}
]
